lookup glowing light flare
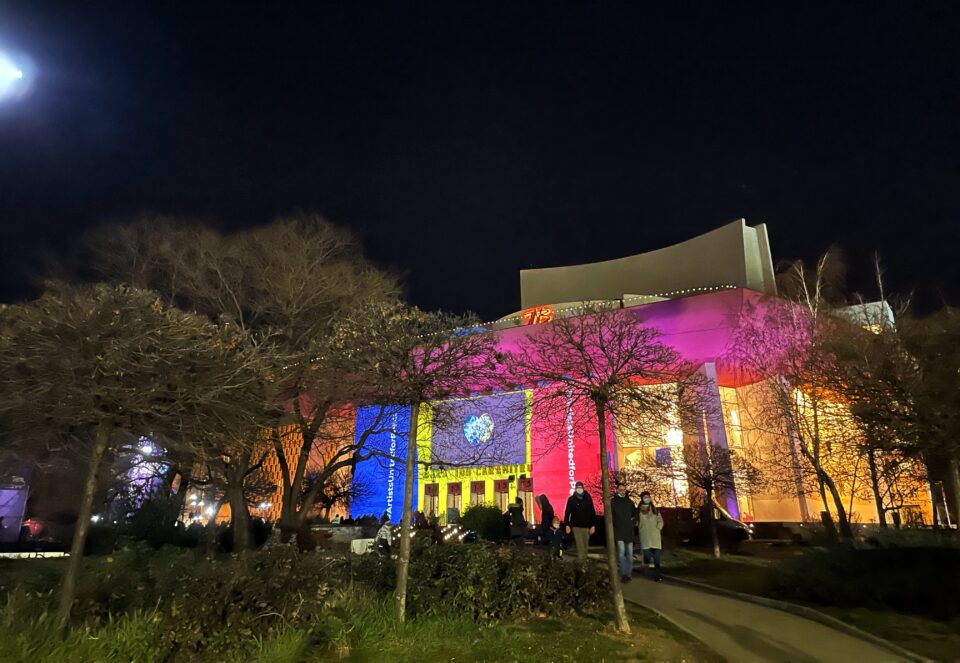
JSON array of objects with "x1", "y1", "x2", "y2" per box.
[{"x1": 0, "y1": 51, "x2": 31, "y2": 101}]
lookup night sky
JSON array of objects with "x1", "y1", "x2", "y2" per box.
[{"x1": 1, "y1": 2, "x2": 959, "y2": 320}]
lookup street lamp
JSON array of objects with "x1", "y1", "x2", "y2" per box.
[{"x1": 0, "y1": 51, "x2": 28, "y2": 101}]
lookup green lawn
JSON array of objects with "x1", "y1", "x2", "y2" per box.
[
  {"x1": 321, "y1": 603, "x2": 720, "y2": 662},
  {"x1": 661, "y1": 543, "x2": 960, "y2": 662}
]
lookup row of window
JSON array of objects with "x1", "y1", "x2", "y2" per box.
[{"x1": 422, "y1": 478, "x2": 535, "y2": 521}]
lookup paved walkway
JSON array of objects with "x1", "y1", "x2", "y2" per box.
[{"x1": 621, "y1": 577, "x2": 910, "y2": 663}]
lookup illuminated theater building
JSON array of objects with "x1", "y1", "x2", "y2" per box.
[{"x1": 324, "y1": 221, "x2": 934, "y2": 527}]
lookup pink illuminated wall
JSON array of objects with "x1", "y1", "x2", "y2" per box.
[{"x1": 490, "y1": 287, "x2": 780, "y2": 388}]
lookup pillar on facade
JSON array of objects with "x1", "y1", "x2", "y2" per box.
[{"x1": 691, "y1": 362, "x2": 740, "y2": 520}]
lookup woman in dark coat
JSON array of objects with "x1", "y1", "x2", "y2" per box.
[
  {"x1": 508, "y1": 497, "x2": 528, "y2": 550},
  {"x1": 535, "y1": 494, "x2": 555, "y2": 544}
]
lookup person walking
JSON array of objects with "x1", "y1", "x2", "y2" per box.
[
  {"x1": 611, "y1": 484, "x2": 638, "y2": 582},
  {"x1": 508, "y1": 497, "x2": 528, "y2": 550},
  {"x1": 535, "y1": 494, "x2": 555, "y2": 545},
  {"x1": 564, "y1": 481, "x2": 596, "y2": 562},
  {"x1": 637, "y1": 491, "x2": 664, "y2": 580}
]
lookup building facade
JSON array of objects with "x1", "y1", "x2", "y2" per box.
[{"x1": 345, "y1": 220, "x2": 934, "y2": 527}]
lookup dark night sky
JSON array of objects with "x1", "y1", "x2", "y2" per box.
[{"x1": 1, "y1": 2, "x2": 959, "y2": 320}]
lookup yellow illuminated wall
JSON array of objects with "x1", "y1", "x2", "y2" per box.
[{"x1": 416, "y1": 391, "x2": 534, "y2": 524}]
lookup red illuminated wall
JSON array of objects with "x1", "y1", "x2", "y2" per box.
[{"x1": 529, "y1": 390, "x2": 606, "y2": 521}]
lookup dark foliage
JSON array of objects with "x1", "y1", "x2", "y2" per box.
[
  {"x1": 7, "y1": 543, "x2": 350, "y2": 658},
  {"x1": 459, "y1": 505, "x2": 507, "y2": 542},
  {"x1": 767, "y1": 544, "x2": 960, "y2": 619},
  {"x1": 83, "y1": 524, "x2": 119, "y2": 555},
  {"x1": 353, "y1": 543, "x2": 610, "y2": 624},
  {"x1": 125, "y1": 497, "x2": 200, "y2": 549}
]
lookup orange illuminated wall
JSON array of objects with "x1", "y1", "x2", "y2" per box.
[{"x1": 255, "y1": 408, "x2": 356, "y2": 523}]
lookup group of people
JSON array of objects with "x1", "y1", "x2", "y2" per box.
[
  {"x1": 534, "y1": 481, "x2": 664, "y2": 581},
  {"x1": 371, "y1": 481, "x2": 664, "y2": 582}
]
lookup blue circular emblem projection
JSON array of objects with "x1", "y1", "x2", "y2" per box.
[{"x1": 463, "y1": 413, "x2": 494, "y2": 445}]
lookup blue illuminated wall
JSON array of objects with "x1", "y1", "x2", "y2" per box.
[{"x1": 350, "y1": 405, "x2": 417, "y2": 523}]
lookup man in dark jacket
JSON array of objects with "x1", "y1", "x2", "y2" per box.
[
  {"x1": 564, "y1": 481, "x2": 596, "y2": 562},
  {"x1": 611, "y1": 484, "x2": 638, "y2": 582}
]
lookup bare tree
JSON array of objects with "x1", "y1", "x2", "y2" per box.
[
  {"x1": 504, "y1": 304, "x2": 701, "y2": 634},
  {"x1": 330, "y1": 301, "x2": 502, "y2": 623},
  {"x1": 899, "y1": 308, "x2": 960, "y2": 526},
  {"x1": 586, "y1": 466, "x2": 676, "y2": 509},
  {"x1": 732, "y1": 253, "x2": 857, "y2": 539},
  {"x1": 640, "y1": 443, "x2": 762, "y2": 558},
  {"x1": 825, "y1": 273, "x2": 934, "y2": 527},
  {"x1": 82, "y1": 215, "x2": 399, "y2": 536},
  {"x1": 0, "y1": 283, "x2": 268, "y2": 629}
]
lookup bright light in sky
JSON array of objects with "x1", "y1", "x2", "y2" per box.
[{"x1": 0, "y1": 50, "x2": 30, "y2": 101}]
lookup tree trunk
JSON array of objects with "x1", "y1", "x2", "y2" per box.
[
  {"x1": 706, "y1": 489, "x2": 721, "y2": 559},
  {"x1": 817, "y1": 477, "x2": 832, "y2": 520},
  {"x1": 948, "y1": 457, "x2": 960, "y2": 529},
  {"x1": 822, "y1": 471, "x2": 854, "y2": 539},
  {"x1": 204, "y1": 494, "x2": 227, "y2": 557},
  {"x1": 596, "y1": 401, "x2": 630, "y2": 634},
  {"x1": 227, "y1": 462, "x2": 251, "y2": 553},
  {"x1": 922, "y1": 454, "x2": 940, "y2": 530},
  {"x1": 169, "y1": 464, "x2": 192, "y2": 527},
  {"x1": 394, "y1": 401, "x2": 420, "y2": 623},
  {"x1": 228, "y1": 485, "x2": 250, "y2": 552},
  {"x1": 866, "y1": 449, "x2": 887, "y2": 528},
  {"x1": 57, "y1": 420, "x2": 111, "y2": 631}
]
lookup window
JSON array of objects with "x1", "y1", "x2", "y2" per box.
[
  {"x1": 446, "y1": 482, "x2": 462, "y2": 512},
  {"x1": 518, "y1": 477, "x2": 534, "y2": 522},
  {"x1": 470, "y1": 481, "x2": 486, "y2": 507},
  {"x1": 494, "y1": 479, "x2": 509, "y2": 511},
  {"x1": 423, "y1": 483, "x2": 439, "y2": 519}
]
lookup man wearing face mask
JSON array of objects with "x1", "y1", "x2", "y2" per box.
[
  {"x1": 564, "y1": 481, "x2": 596, "y2": 562},
  {"x1": 637, "y1": 491, "x2": 664, "y2": 580},
  {"x1": 611, "y1": 484, "x2": 638, "y2": 582}
]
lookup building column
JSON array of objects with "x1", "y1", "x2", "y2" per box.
[{"x1": 695, "y1": 362, "x2": 741, "y2": 520}]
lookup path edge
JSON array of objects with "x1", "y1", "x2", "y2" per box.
[
  {"x1": 622, "y1": 596, "x2": 721, "y2": 660},
  {"x1": 660, "y1": 574, "x2": 931, "y2": 663}
]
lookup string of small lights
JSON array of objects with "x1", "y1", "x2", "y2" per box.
[
  {"x1": 411, "y1": 283, "x2": 740, "y2": 340},
  {"x1": 471, "y1": 283, "x2": 740, "y2": 331}
]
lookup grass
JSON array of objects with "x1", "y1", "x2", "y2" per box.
[
  {"x1": 0, "y1": 595, "x2": 719, "y2": 663},
  {"x1": 817, "y1": 607, "x2": 960, "y2": 663},
  {"x1": 321, "y1": 601, "x2": 720, "y2": 662},
  {"x1": 661, "y1": 542, "x2": 960, "y2": 662},
  {"x1": 0, "y1": 554, "x2": 717, "y2": 663}
]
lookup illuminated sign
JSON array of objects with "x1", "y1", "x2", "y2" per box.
[
  {"x1": 521, "y1": 305, "x2": 554, "y2": 325},
  {"x1": 349, "y1": 405, "x2": 417, "y2": 523}
]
